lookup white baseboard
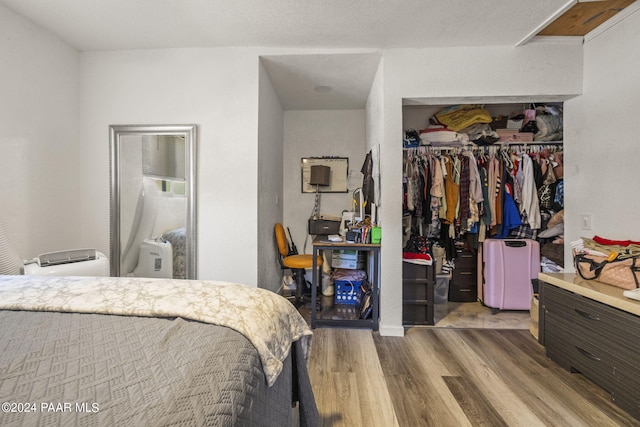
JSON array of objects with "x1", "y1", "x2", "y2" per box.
[{"x1": 378, "y1": 324, "x2": 405, "y2": 337}]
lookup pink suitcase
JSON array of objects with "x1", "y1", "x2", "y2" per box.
[{"x1": 481, "y1": 239, "x2": 539, "y2": 314}]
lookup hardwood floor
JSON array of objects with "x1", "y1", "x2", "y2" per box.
[{"x1": 307, "y1": 327, "x2": 638, "y2": 426}]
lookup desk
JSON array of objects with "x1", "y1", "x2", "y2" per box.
[{"x1": 311, "y1": 238, "x2": 381, "y2": 330}]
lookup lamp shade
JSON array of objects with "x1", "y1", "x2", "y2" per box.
[{"x1": 309, "y1": 165, "x2": 331, "y2": 186}]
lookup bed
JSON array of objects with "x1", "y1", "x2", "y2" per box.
[{"x1": 0, "y1": 275, "x2": 318, "y2": 426}]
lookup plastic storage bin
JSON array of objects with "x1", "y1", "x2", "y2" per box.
[
  {"x1": 434, "y1": 274, "x2": 450, "y2": 304},
  {"x1": 334, "y1": 280, "x2": 363, "y2": 305}
]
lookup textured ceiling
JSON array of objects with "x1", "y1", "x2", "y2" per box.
[
  {"x1": 1, "y1": 0, "x2": 573, "y2": 51},
  {"x1": 3, "y1": 0, "x2": 634, "y2": 110}
]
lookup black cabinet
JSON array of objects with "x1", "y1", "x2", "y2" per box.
[
  {"x1": 449, "y1": 248, "x2": 477, "y2": 302},
  {"x1": 541, "y1": 281, "x2": 640, "y2": 420},
  {"x1": 402, "y1": 262, "x2": 435, "y2": 325}
]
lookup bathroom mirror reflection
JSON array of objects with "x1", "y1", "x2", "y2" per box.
[{"x1": 110, "y1": 124, "x2": 197, "y2": 279}]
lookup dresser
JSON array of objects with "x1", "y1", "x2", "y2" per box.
[
  {"x1": 539, "y1": 273, "x2": 640, "y2": 420},
  {"x1": 402, "y1": 262, "x2": 435, "y2": 325},
  {"x1": 449, "y1": 247, "x2": 477, "y2": 302}
]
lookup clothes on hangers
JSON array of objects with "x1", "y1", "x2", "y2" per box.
[
  {"x1": 517, "y1": 152, "x2": 541, "y2": 230},
  {"x1": 403, "y1": 143, "x2": 564, "y2": 257}
]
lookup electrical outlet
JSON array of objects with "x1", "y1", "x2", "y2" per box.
[{"x1": 581, "y1": 214, "x2": 592, "y2": 230}]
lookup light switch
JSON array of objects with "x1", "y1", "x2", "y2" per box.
[{"x1": 581, "y1": 214, "x2": 592, "y2": 230}]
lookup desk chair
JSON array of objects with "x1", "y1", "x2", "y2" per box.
[{"x1": 275, "y1": 223, "x2": 323, "y2": 308}]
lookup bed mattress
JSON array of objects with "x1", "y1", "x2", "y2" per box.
[{"x1": 0, "y1": 275, "x2": 318, "y2": 426}]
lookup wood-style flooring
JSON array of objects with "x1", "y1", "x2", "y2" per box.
[{"x1": 307, "y1": 326, "x2": 638, "y2": 426}]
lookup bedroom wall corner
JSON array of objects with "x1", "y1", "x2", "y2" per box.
[
  {"x1": 257, "y1": 59, "x2": 285, "y2": 292},
  {"x1": 0, "y1": 3, "x2": 81, "y2": 259}
]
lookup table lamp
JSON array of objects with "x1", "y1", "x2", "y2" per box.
[{"x1": 309, "y1": 165, "x2": 330, "y2": 220}]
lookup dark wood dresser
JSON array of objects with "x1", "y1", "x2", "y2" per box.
[
  {"x1": 539, "y1": 273, "x2": 640, "y2": 420},
  {"x1": 449, "y1": 247, "x2": 477, "y2": 302}
]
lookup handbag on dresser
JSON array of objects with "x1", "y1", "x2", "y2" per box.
[{"x1": 574, "y1": 251, "x2": 640, "y2": 290}]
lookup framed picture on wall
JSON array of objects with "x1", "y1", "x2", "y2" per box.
[{"x1": 301, "y1": 157, "x2": 349, "y2": 193}]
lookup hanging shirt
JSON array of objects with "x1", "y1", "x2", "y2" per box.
[
  {"x1": 517, "y1": 154, "x2": 541, "y2": 229},
  {"x1": 479, "y1": 166, "x2": 492, "y2": 226},
  {"x1": 462, "y1": 151, "x2": 484, "y2": 205},
  {"x1": 488, "y1": 156, "x2": 499, "y2": 227},
  {"x1": 430, "y1": 154, "x2": 444, "y2": 199},
  {"x1": 438, "y1": 156, "x2": 449, "y2": 220},
  {"x1": 405, "y1": 160, "x2": 415, "y2": 211},
  {"x1": 360, "y1": 151, "x2": 374, "y2": 212},
  {"x1": 458, "y1": 154, "x2": 471, "y2": 224},
  {"x1": 496, "y1": 189, "x2": 522, "y2": 238},
  {"x1": 442, "y1": 155, "x2": 459, "y2": 225}
]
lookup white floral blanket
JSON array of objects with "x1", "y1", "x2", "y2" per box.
[{"x1": 0, "y1": 275, "x2": 312, "y2": 386}]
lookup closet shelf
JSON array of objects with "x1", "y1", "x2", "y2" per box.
[{"x1": 403, "y1": 141, "x2": 563, "y2": 152}]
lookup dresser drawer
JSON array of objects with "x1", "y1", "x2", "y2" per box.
[
  {"x1": 448, "y1": 282, "x2": 477, "y2": 302},
  {"x1": 455, "y1": 251, "x2": 476, "y2": 269},
  {"x1": 452, "y1": 249, "x2": 477, "y2": 288},
  {"x1": 545, "y1": 318, "x2": 618, "y2": 394},
  {"x1": 403, "y1": 302, "x2": 434, "y2": 325},
  {"x1": 556, "y1": 326, "x2": 640, "y2": 384},
  {"x1": 546, "y1": 310, "x2": 640, "y2": 381},
  {"x1": 403, "y1": 262, "x2": 433, "y2": 281},
  {"x1": 403, "y1": 281, "x2": 433, "y2": 301},
  {"x1": 452, "y1": 270, "x2": 475, "y2": 285},
  {"x1": 543, "y1": 285, "x2": 640, "y2": 354}
]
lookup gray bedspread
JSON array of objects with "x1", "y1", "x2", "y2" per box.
[
  {"x1": 0, "y1": 276, "x2": 313, "y2": 387},
  {"x1": 0, "y1": 310, "x2": 317, "y2": 426},
  {"x1": 0, "y1": 275, "x2": 319, "y2": 426}
]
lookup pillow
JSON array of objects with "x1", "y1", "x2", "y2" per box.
[
  {"x1": 538, "y1": 223, "x2": 564, "y2": 239},
  {"x1": 547, "y1": 210, "x2": 564, "y2": 228},
  {"x1": 535, "y1": 114, "x2": 563, "y2": 141},
  {"x1": 0, "y1": 221, "x2": 23, "y2": 275}
]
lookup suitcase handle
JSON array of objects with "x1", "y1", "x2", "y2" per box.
[{"x1": 504, "y1": 240, "x2": 527, "y2": 248}]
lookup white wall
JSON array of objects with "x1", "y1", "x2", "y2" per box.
[
  {"x1": 79, "y1": 47, "x2": 262, "y2": 285},
  {"x1": 366, "y1": 61, "x2": 384, "y2": 153},
  {"x1": 257, "y1": 60, "x2": 285, "y2": 292},
  {"x1": 564, "y1": 9, "x2": 640, "y2": 266},
  {"x1": 377, "y1": 43, "x2": 583, "y2": 335},
  {"x1": 283, "y1": 110, "x2": 367, "y2": 254},
  {"x1": 0, "y1": 6, "x2": 81, "y2": 258},
  {"x1": 0, "y1": 4, "x2": 80, "y2": 259}
]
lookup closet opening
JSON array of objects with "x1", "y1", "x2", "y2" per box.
[{"x1": 402, "y1": 101, "x2": 565, "y2": 330}]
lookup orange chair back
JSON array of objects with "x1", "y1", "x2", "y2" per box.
[{"x1": 274, "y1": 223, "x2": 289, "y2": 257}]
